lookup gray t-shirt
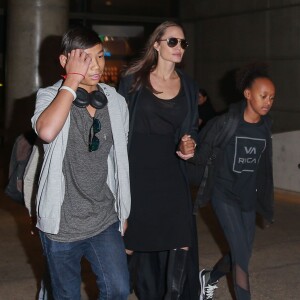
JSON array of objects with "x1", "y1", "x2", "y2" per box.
[{"x1": 48, "y1": 104, "x2": 117, "y2": 242}]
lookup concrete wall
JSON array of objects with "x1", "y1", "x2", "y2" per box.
[
  {"x1": 273, "y1": 131, "x2": 300, "y2": 192},
  {"x1": 180, "y1": 0, "x2": 300, "y2": 133},
  {"x1": 5, "y1": 0, "x2": 69, "y2": 135}
]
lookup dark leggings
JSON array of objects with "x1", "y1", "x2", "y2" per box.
[{"x1": 210, "y1": 198, "x2": 256, "y2": 300}]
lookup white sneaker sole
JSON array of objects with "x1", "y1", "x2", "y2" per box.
[{"x1": 199, "y1": 269, "x2": 207, "y2": 300}]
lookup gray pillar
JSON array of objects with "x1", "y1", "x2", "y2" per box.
[{"x1": 5, "y1": 0, "x2": 69, "y2": 133}]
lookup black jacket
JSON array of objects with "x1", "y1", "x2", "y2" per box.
[
  {"x1": 118, "y1": 69, "x2": 199, "y2": 150},
  {"x1": 193, "y1": 100, "x2": 274, "y2": 224}
]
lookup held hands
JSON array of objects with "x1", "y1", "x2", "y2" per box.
[
  {"x1": 176, "y1": 134, "x2": 197, "y2": 160},
  {"x1": 64, "y1": 49, "x2": 92, "y2": 83}
]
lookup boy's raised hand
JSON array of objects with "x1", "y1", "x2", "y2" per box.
[{"x1": 64, "y1": 49, "x2": 92, "y2": 82}]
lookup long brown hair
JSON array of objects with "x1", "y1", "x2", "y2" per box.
[{"x1": 123, "y1": 21, "x2": 185, "y2": 93}]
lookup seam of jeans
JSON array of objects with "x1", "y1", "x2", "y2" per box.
[{"x1": 90, "y1": 241, "x2": 110, "y2": 299}]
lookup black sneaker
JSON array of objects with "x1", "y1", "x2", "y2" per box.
[{"x1": 199, "y1": 269, "x2": 218, "y2": 300}]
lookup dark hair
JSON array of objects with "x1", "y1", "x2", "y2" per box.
[
  {"x1": 199, "y1": 88, "x2": 208, "y2": 98},
  {"x1": 60, "y1": 26, "x2": 102, "y2": 56},
  {"x1": 236, "y1": 62, "x2": 272, "y2": 93},
  {"x1": 123, "y1": 21, "x2": 186, "y2": 93}
]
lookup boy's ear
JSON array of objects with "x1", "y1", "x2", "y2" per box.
[
  {"x1": 244, "y1": 89, "x2": 251, "y2": 100},
  {"x1": 59, "y1": 54, "x2": 67, "y2": 68}
]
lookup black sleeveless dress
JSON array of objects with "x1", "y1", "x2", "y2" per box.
[{"x1": 124, "y1": 85, "x2": 192, "y2": 251}]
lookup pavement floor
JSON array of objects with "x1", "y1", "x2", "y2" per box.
[{"x1": 0, "y1": 168, "x2": 300, "y2": 300}]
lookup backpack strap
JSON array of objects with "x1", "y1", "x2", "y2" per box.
[{"x1": 213, "y1": 111, "x2": 237, "y2": 149}]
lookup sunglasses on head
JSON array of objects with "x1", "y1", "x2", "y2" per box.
[
  {"x1": 159, "y1": 38, "x2": 189, "y2": 50},
  {"x1": 89, "y1": 117, "x2": 101, "y2": 152}
]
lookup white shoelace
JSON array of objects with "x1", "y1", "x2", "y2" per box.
[{"x1": 205, "y1": 283, "x2": 218, "y2": 299}]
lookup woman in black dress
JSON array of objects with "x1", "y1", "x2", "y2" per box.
[{"x1": 118, "y1": 21, "x2": 199, "y2": 299}]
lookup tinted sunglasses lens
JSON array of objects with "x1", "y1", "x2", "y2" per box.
[
  {"x1": 167, "y1": 38, "x2": 178, "y2": 48},
  {"x1": 89, "y1": 136, "x2": 99, "y2": 152},
  {"x1": 167, "y1": 38, "x2": 188, "y2": 49},
  {"x1": 93, "y1": 118, "x2": 101, "y2": 133},
  {"x1": 180, "y1": 40, "x2": 188, "y2": 49},
  {"x1": 89, "y1": 118, "x2": 101, "y2": 152}
]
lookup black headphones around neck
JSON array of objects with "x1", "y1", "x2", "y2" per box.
[{"x1": 73, "y1": 87, "x2": 108, "y2": 109}]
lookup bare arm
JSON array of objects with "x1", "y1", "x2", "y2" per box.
[{"x1": 36, "y1": 49, "x2": 91, "y2": 143}]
